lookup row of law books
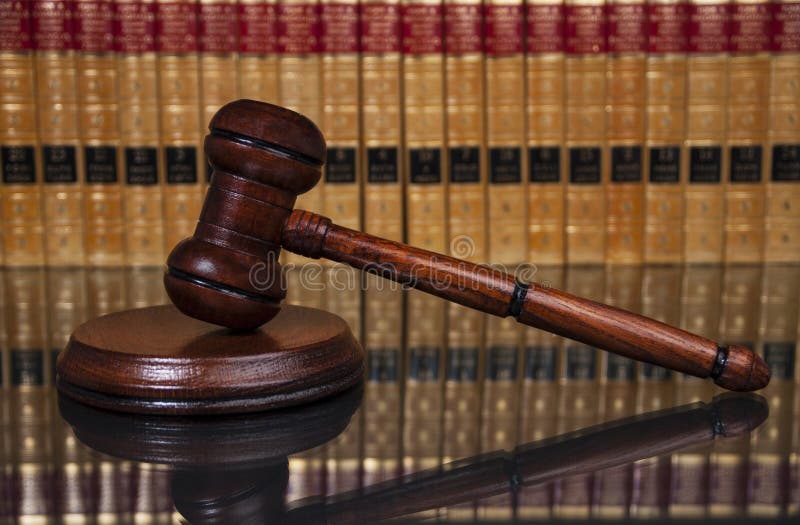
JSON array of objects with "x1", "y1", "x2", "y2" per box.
[
  {"x1": 0, "y1": 263, "x2": 797, "y2": 520},
  {"x1": 1, "y1": 0, "x2": 799, "y2": 269}
]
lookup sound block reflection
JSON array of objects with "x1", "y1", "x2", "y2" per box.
[{"x1": 56, "y1": 304, "x2": 364, "y2": 415}]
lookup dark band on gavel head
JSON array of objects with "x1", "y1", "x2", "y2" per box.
[{"x1": 164, "y1": 100, "x2": 326, "y2": 330}]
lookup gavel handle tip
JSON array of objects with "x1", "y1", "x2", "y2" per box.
[{"x1": 713, "y1": 344, "x2": 771, "y2": 392}]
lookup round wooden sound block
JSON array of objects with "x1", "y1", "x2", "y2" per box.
[{"x1": 56, "y1": 304, "x2": 364, "y2": 415}]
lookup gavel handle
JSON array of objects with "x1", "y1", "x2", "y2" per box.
[{"x1": 282, "y1": 210, "x2": 769, "y2": 392}]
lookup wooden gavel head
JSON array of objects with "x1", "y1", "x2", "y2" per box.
[{"x1": 164, "y1": 100, "x2": 325, "y2": 330}]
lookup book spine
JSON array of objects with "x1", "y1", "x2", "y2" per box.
[
  {"x1": 126, "y1": 266, "x2": 168, "y2": 307},
  {"x1": 53, "y1": 387, "x2": 95, "y2": 521},
  {"x1": 564, "y1": 0, "x2": 607, "y2": 263},
  {"x1": 684, "y1": 0, "x2": 730, "y2": 263},
  {"x1": 0, "y1": 0, "x2": 45, "y2": 266},
  {"x1": 5, "y1": 269, "x2": 48, "y2": 387},
  {"x1": 198, "y1": 0, "x2": 239, "y2": 184},
  {"x1": 790, "y1": 385, "x2": 800, "y2": 515},
  {"x1": 76, "y1": 0, "x2": 125, "y2": 266},
  {"x1": 766, "y1": 0, "x2": 800, "y2": 262},
  {"x1": 45, "y1": 269, "x2": 86, "y2": 379},
  {"x1": 155, "y1": 0, "x2": 203, "y2": 253},
  {"x1": 723, "y1": 0, "x2": 771, "y2": 263},
  {"x1": 33, "y1": 0, "x2": 86, "y2": 265},
  {"x1": 644, "y1": 0, "x2": 688, "y2": 263},
  {"x1": 605, "y1": 0, "x2": 646, "y2": 263},
  {"x1": 759, "y1": 264, "x2": 799, "y2": 383},
  {"x1": 11, "y1": 388, "x2": 53, "y2": 522},
  {"x1": 485, "y1": 0, "x2": 526, "y2": 264},
  {"x1": 237, "y1": 0, "x2": 279, "y2": 102},
  {"x1": 525, "y1": 1, "x2": 566, "y2": 265},
  {"x1": 86, "y1": 268, "x2": 127, "y2": 316},
  {"x1": 116, "y1": 0, "x2": 165, "y2": 266},
  {"x1": 360, "y1": 0, "x2": 403, "y2": 242},
  {"x1": 321, "y1": 0, "x2": 361, "y2": 231},
  {"x1": 444, "y1": 0, "x2": 486, "y2": 263},
  {"x1": 402, "y1": 0, "x2": 447, "y2": 253}
]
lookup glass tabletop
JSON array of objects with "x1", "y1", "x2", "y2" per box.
[{"x1": 0, "y1": 263, "x2": 798, "y2": 523}]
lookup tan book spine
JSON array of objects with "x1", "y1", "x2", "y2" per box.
[
  {"x1": 52, "y1": 383, "x2": 94, "y2": 522},
  {"x1": 237, "y1": 0, "x2": 279, "y2": 103},
  {"x1": 76, "y1": 0, "x2": 125, "y2": 266},
  {"x1": 723, "y1": 0, "x2": 771, "y2": 263},
  {"x1": 0, "y1": 0, "x2": 45, "y2": 266},
  {"x1": 4, "y1": 269, "x2": 47, "y2": 386},
  {"x1": 684, "y1": 0, "x2": 729, "y2": 263},
  {"x1": 525, "y1": 1, "x2": 566, "y2": 265},
  {"x1": 758, "y1": 264, "x2": 799, "y2": 383},
  {"x1": 199, "y1": 0, "x2": 239, "y2": 185},
  {"x1": 126, "y1": 267, "x2": 168, "y2": 307},
  {"x1": 360, "y1": 0, "x2": 403, "y2": 242},
  {"x1": 605, "y1": 0, "x2": 646, "y2": 263},
  {"x1": 564, "y1": 0, "x2": 607, "y2": 263},
  {"x1": 766, "y1": 0, "x2": 800, "y2": 262},
  {"x1": 116, "y1": 0, "x2": 166, "y2": 266},
  {"x1": 320, "y1": 0, "x2": 361, "y2": 231},
  {"x1": 10, "y1": 388, "x2": 53, "y2": 524},
  {"x1": 444, "y1": 0, "x2": 486, "y2": 263},
  {"x1": 644, "y1": 0, "x2": 688, "y2": 263},
  {"x1": 33, "y1": 0, "x2": 87, "y2": 265},
  {"x1": 485, "y1": 0, "x2": 526, "y2": 264},
  {"x1": 45, "y1": 269, "x2": 86, "y2": 379},
  {"x1": 402, "y1": 0, "x2": 447, "y2": 253},
  {"x1": 86, "y1": 268, "x2": 127, "y2": 317},
  {"x1": 155, "y1": 0, "x2": 203, "y2": 253}
]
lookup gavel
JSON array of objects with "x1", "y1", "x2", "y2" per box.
[{"x1": 163, "y1": 100, "x2": 770, "y2": 392}]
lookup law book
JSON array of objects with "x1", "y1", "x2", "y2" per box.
[
  {"x1": 126, "y1": 266, "x2": 167, "y2": 308},
  {"x1": 52, "y1": 396, "x2": 95, "y2": 522},
  {"x1": 320, "y1": 0, "x2": 361, "y2": 231},
  {"x1": 723, "y1": 0, "x2": 771, "y2": 263},
  {"x1": 444, "y1": 0, "x2": 486, "y2": 263},
  {"x1": 441, "y1": 304, "x2": 483, "y2": 520},
  {"x1": 564, "y1": 0, "x2": 607, "y2": 264},
  {"x1": 0, "y1": 0, "x2": 45, "y2": 266},
  {"x1": 10, "y1": 388, "x2": 53, "y2": 523},
  {"x1": 525, "y1": 0, "x2": 566, "y2": 265},
  {"x1": 75, "y1": 0, "x2": 126, "y2": 266},
  {"x1": 402, "y1": 0, "x2": 447, "y2": 253},
  {"x1": 4, "y1": 269, "x2": 47, "y2": 387},
  {"x1": 485, "y1": 0, "x2": 526, "y2": 265},
  {"x1": 605, "y1": 0, "x2": 646, "y2": 264},
  {"x1": 477, "y1": 314, "x2": 521, "y2": 520},
  {"x1": 360, "y1": 0, "x2": 404, "y2": 243},
  {"x1": 643, "y1": 0, "x2": 689, "y2": 263},
  {"x1": 45, "y1": 269, "x2": 86, "y2": 380},
  {"x1": 516, "y1": 266, "x2": 562, "y2": 519},
  {"x1": 156, "y1": 0, "x2": 204, "y2": 253},
  {"x1": 758, "y1": 264, "x2": 799, "y2": 384},
  {"x1": 116, "y1": 0, "x2": 166, "y2": 266},
  {"x1": 790, "y1": 385, "x2": 800, "y2": 515},
  {"x1": 362, "y1": 273, "x2": 403, "y2": 485},
  {"x1": 766, "y1": 0, "x2": 800, "y2": 262},
  {"x1": 238, "y1": 0, "x2": 279, "y2": 103},
  {"x1": 683, "y1": 0, "x2": 729, "y2": 263},
  {"x1": 33, "y1": 0, "x2": 87, "y2": 265},
  {"x1": 85, "y1": 268, "x2": 128, "y2": 318}
]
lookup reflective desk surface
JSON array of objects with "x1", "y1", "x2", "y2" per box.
[{"x1": 1, "y1": 263, "x2": 799, "y2": 523}]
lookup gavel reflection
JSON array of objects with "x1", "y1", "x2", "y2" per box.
[
  {"x1": 164, "y1": 100, "x2": 769, "y2": 392},
  {"x1": 60, "y1": 389, "x2": 767, "y2": 524}
]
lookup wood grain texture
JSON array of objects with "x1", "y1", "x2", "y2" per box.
[{"x1": 56, "y1": 305, "x2": 363, "y2": 414}]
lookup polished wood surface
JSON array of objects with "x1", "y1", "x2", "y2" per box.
[{"x1": 57, "y1": 305, "x2": 363, "y2": 414}]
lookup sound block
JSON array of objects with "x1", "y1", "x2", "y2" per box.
[{"x1": 56, "y1": 304, "x2": 364, "y2": 415}]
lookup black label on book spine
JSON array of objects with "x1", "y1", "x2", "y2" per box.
[
  {"x1": 606, "y1": 355, "x2": 635, "y2": 381},
  {"x1": 125, "y1": 147, "x2": 158, "y2": 185},
  {"x1": 689, "y1": 146, "x2": 722, "y2": 183},
  {"x1": 611, "y1": 146, "x2": 642, "y2": 183},
  {"x1": 642, "y1": 363, "x2": 672, "y2": 380},
  {"x1": 12, "y1": 349, "x2": 44, "y2": 386},
  {"x1": 165, "y1": 146, "x2": 198, "y2": 184},
  {"x1": 409, "y1": 148, "x2": 442, "y2": 184},
  {"x1": 487, "y1": 344, "x2": 518, "y2": 381},
  {"x1": 409, "y1": 346, "x2": 440, "y2": 381},
  {"x1": 367, "y1": 347, "x2": 399, "y2": 382},
  {"x1": 1, "y1": 145, "x2": 36, "y2": 184},
  {"x1": 326, "y1": 147, "x2": 357, "y2": 183},
  {"x1": 447, "y1": 347, "x2": 478, "y2": 381},
  {"x1": 43, "y1": 145, "x2": 77, "y2": 183},
  {"x1": 367, "y1": 147, "x2": 398, "y2": 183},
  {"x1": 489, "y1": 147, "x2": 522, "y2": 184},
  {"x1": 566, "y1": 344, "x2": 597, "y2": 379},
  {"x1": 85, "y1": 145, "x2": 118, "y2": 183},
  {"x1": 449, "y1": 146, "x2": 481, "y2": 183},
  {"x1": 529, "y1": 146, "x2": 561, "y2": 183},
  {"x1": 569, "y1": 147, "x2": 601, "y2": 184},
  {"x1": 648, "y1": 146, "x2": 680, "y2": 183},
  {"x1": 771, "y1": 145, "x2": 800, "y2": 182},
  {"x1": 524, "y1": 345, "x2": 557, "y2": 380},
  {"x1": 729, "y1": 145, "x2": 762, "y2": 183},
  {"x1": 763, "y1": 342, "x2": 795, "y2": 380}
]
